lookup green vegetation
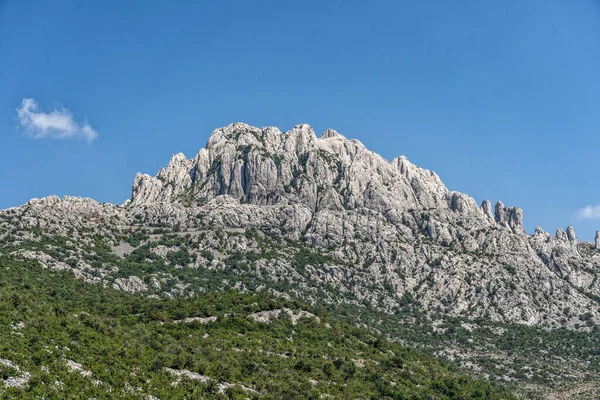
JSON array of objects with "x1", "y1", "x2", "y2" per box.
[
  {"x1": 120, "y1": 229, "x2": 150, "y2": 247},
  {"x1": 293, "y1": 248, "x2": 340, "y2": 272},
  {"x1": 0, "y1": 256, "x2": 514, "y2": 399},
  {"x1": 2, "y1": 224, "x2": 597, "y2": 397}
]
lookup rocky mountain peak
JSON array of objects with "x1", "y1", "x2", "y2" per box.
[
  {"x1": 320, "y1": 128, "x2": 345, "y2": 140},
  {"x1": 130, "y1": 123, "x2": 459, "y2": 214},
  {"x1": 481, "y1": 199, "x2": 495, "y2": 222},
  {"x1": 555, "y1": 228, "x2": 568, "y2": 243},
  {"x1": 127, "y1": 123, "x2": 542, "y2": 241},
  {"x1": 5, "y1": 121, "x2": 600, "y2": 338},
  {"x1": 566, "y1": 226, "x2": 578, "y2": 245},
  {"x1": 157, "y1": 153, "x2": 194, "y2": 185},
  {"x1": 494, "y1": 201, "x2": 525, "y2": 235}
]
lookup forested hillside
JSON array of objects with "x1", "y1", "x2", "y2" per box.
[
  {"x1": 2, "y1": 123, "x2": 600, "y2": 398},
  {"x1": 0, "y1": 256, "x2": 514, "y2": 399}
]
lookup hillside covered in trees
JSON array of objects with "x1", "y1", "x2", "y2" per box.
[{"x1": 0, "y1": 256, "x2": 514, "y2": 399}]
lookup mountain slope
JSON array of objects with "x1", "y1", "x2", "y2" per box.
[
  {"x1": 0, "y1": 256, "x2": 514, "y2": 399},
  {"x1": 1, "y1": 122, "x2": 600, "y2": 397},
  {"x1": 4, "y1": 123, "x2": 600, "y2": 327}
]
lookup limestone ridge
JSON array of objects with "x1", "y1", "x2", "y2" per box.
[
  {"x1": 130, "y1": 123, "x2": 524, "y2": 233},
  {"x1": 3, "y1": 122, "x2": 600, "y2": 328}
]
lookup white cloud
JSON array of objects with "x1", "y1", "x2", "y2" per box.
[
  {"x1": 577, "y1": 205, "x2": 600, "y2": 220},
  {"x1": 16, "y1": 98, "x2": 98, "y2": 141}
]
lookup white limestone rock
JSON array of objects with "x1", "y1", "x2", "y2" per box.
[
  {"x1": 481, "y1": 199, "x2": 495, "y2": 222},
  {"x1": 112, "y1": 276, "x2": 148, "y2": 293},
  {"x1": 566, "y1": 226, "x2": 578, "y2": 246},
  {"x1": 494, "y1": 201, "x2": 525, "y2": 235},
  {"x1": 4, "y1": 122, "x2": 600, "y2": 329}
]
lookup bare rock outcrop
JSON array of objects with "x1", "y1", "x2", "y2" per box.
[
  {"x1": 3, "y1": 122, "x2": 600, "y2": 329},
  {"x1": 494, "y1": 201, "x2": 525, "y2": 235},
  {"x1": 112, "y1": 276, "x2": 148, "y2": 293},
  {"x1": 566, "y1": 226, "x2": 578, "y2": 246},
  {"x1": 481, "y1": 199, "x2": 495, "y2": 222}
]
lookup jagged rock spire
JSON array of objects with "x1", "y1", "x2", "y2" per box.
[
  {"x1": 320, "y1": 129, "x2": 344, "y2": 139},
  {"x1": 566, "y1": 226, "x2": 577, "y2": 246},
  {"x1": 130, "y1": 122, "x2": 454, "y2": 213},
  {"x1": 494, "y1": 201, "x2": 525, "y2": 235},
  {"x1": 481, "y1": 199, "x2": 494, "y2": 221}
]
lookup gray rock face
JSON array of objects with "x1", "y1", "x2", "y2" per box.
[
  {"x1": 596, "y1": 231, "x2": 600, "y2": 250},
  {"x1": 567, "y1": 226, "x2": 578, "y2": 246},
  {"x1": 494, "y1": 201, "x2": 525, "y2": 235},
  {"x1": 481, "y1": 200, "x2": 495, "y2": 222},
  {"x1": 3, "y1": 122, "x2": 600, "y2": 329},
  {"x1": 113, "y1": 276, "x2": 148, "y2": 293},
  {"x1": 132, "y1": 123, "x2": 457, "y2": 217}
]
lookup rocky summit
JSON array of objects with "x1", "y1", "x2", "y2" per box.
[
  {"x1": 7, "y1": 122, "x2": 600, "y2": 326},
  {"x1": 1, "y1": 123, "x2": 600, "y2": 397}
]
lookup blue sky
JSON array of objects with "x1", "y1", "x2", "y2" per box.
[{"x1": 1, "y1": 1, "x2": 600, "y2": 239}]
